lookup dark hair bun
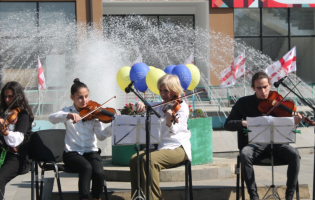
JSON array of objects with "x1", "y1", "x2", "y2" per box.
[{"x1": 73, "y1": 78, "x2": 80, "y2": 84}]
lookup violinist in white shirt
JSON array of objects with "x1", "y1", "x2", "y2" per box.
[{"x1": 129, "y1": 74, "x2": 191, "y2": 200}]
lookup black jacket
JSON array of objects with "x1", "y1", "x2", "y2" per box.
[{"x1": 224, "y1": 94, "x2": 262, "y2": 150}]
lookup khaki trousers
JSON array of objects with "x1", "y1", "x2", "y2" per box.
[{"x1": 129, "y1": 146, "x2": 187, "y2": 200}]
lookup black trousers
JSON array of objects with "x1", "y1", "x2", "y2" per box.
[
  {"x1": 0, "y1": 152, "x2": 30, "y2": 199},
  {"x1": 63, "y1": 150, "x2": 104, "y2": 200},
  {"x1": 240, "y1": 143, "x2": 300, "y2": 200}
]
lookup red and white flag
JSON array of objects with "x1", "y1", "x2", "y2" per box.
[
  {"x1": 220, "y1": 51, "x2": 246, "y2": 88},
  {"x1": 132, "y1": 54, "x2": 143, "y2": 65},
  {"x1": 265, "y1": 46, "x2": 296, "y2": 84},
  {"x1": 37, "y1": 56, "x2": 47, "y2": 90},
  {"x1": 183, "y1": 53, "x2": 194, "y2": 65}
]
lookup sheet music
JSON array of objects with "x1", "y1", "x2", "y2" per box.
[
  {"x1": 112, "y1": 115, "x2": 162, "y2": 146},
  {"x1": 247, "y1": 116, "x2": 296, "y2": 144}
]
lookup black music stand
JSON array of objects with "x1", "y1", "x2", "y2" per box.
[
  {"x1": 247, "y1": 116, "x2": 296, "y2": 200},
  {"x1": 125, "y1": 83, "x2": 161, "y2": 200}
]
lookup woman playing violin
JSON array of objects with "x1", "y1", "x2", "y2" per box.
[
  {"x1": 49, "y1": 78, "x2": 112, "y2": 200},
  {"x1": 129, "y1": 74, "x2": 191, "y2": 200},
  {"x1": 224, "y1": 71, "x2": 302, "y2": 200},
  {"x1": 0, "y1": 81, "x2": 33, "y2": 198}
]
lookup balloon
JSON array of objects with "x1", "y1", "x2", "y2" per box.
[
  {"x1": 186, "y1": 64, "x2": 200, "y2": 91},
  {"x1": 129, "y1": 63, "x2": 150, "y2": 82},
  {"x1": 116, "y1": 66, "x2": 131, "y2": 92},
  {"x1": 171, "y1": 64, "x2": 192, "y2": 90},
  {"x1": 149, "y1": 66, "x2": 155, "y2": 70},
  {"x1": 130, "y1": 63, "x2": 150, "y2": 92},
  {"x1": 146, "y1": 68, "x2": 166, "y2": 95},
  {"x1": 164, "y1": 65, "x2": 176, "y2": 74},
  {"x1": 134, "y1": 78, "x2": 148, "y2": 92}
]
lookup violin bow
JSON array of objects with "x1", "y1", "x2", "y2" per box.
[
  {"x1": 76, "y1": 96, "x2": 116, "y2": 123},
  {"x1": 266, "y1": 81, "x2": 301, "y2": 116}
]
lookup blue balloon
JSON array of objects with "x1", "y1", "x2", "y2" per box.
[
  {"x1": 130, "y1": 63, "x2": 150, "y2": 82},
  {"x1": 171, "y1": 64, "x2": 192, "y2": 90},
  {"x1": 164, "y1": 65, "x2": 176, "y2": 74},
  {"x1": 134, "y1": 77, "x2": 148, "y2": 92}
]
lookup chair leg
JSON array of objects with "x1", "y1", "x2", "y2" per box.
[
  {"x1": 35, "y1": 163, "x2": 40, "y2": 200},
  {"x1": 296, "y1": 180, "x2": 300, "y2": 200},
  {"x1": 31, "y1": 161, "x2": 35, "y2": 200},
  {"x1": 103, "y1": 179, "x2": 109, "y2": 200},
  {"x1": 39, "y1": 166, "x2": 45, "y2": 200},
  {"x1": 241, "y1": 173, "x2": 245, "y2": 200},
  {"x1": 188, "y1": 161, "x2": 193, "y2": 200},
  {"x1": 185, "y1": 161, "x2": 189, "y2": 200},
  {"x1": 236, "y1": 155, "x2": 240, "y2": 200},
  {"x1": 52, "y1": 162, "x2": 63, "y2": 200}
]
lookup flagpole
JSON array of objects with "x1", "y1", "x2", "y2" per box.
[
  {"x1": 192, "y1": 89, "x2": 195, "y2": 118},
  {"x1": 38, "y1": 89, "x2": 41, "y2": 116}
]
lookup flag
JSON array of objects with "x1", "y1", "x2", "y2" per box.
[
  {"x1": 220, "y1": 51, "x2": 246, "y2": 88},
  {"x1": 37, "y1": 56, "x2": 47, "y2": 90},
  {"x1": 132, "y1": 54, "x2": 143, "y2": 65},
  {"x1": 265, "y1": 46, "x2": 296, "y2": 84},
  {"x1": 183, "y1": 53, "x2": 194, "y2": 65}
]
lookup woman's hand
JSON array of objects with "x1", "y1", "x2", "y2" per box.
[
  {"x1": 165, "y1": 110, "x2": 173, "y2": 127},
  {"x1": 0, "y1": 118, "x2": 4, "y2": 126},
  {"x1": 67, "y1": 113, "x2": 81, "y2": 123},
  {"x1": 135, "y1": 102, "x2": 145, "y2": 113}
]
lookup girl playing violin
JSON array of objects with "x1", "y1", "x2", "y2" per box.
[
  {"x1": 48, "y1": 78, "x2": 111, "y2": 200},
  {"x1": 0, "y1": 81, "x2": 34, "y2": 198},
  {"x1": 129, "y1": 74, "x2": 191, "y2": 200}
]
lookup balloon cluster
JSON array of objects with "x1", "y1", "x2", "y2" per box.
[{"x1": 116, "y1": 63, "x2": 200, "y2": 95}]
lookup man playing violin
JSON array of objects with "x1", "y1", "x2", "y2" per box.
[{"x1": 225, "y1": 71, "x2": 302, "y2": 200}]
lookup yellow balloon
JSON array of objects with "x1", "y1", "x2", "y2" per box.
[
  {"x1": 146, "y1": 68, "x2": 166, "y2": 95},
  {"x1": 149, "y1": 66, "x2": 155, "y2": 70},
  {"x1": 116, "y1": 66, "x2": 131, "y2": 92},
  {"x1": 186, "y1": 64, "x2": 200, "y2": 91}
]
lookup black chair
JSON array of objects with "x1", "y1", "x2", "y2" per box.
[
  {"x1": 30, "y1": 129, "x2": 108, "y2": 200},
  {"x1": 236, "y1": 152, "x2": 300, "y2": 200}
]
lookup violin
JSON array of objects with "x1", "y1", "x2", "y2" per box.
[
  {"x1": 162, "y1": 98, "x2": 183, "y2": 124},
  {"x1": 75, "y1": 96, "x2": 117, "y2": 124},
  {"x1": 0, "y1": 108, "x2": 21, "y2": 135},
  {"x1": 258, "y1": 91, "x2": 315, "y2": 126}
]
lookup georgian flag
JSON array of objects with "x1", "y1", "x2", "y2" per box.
[
  {"x1": 132, "y1": 54, "x2": 143, "y2": 65},
  {"x1": 37, "y1": 56, "x2": 47, "y2": 90},
  {"x1": 220, "y1": 51, "x2": 246, "y2": 88},
  {"x1": 183, "y1": 53, "x2": 194, "y2": 65},
  {"x1": 265, "y1": 46, "x2": 296, "y2": 84}
]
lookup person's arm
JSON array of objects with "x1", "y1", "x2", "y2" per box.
[
  {"x1": 93, "y1": 120, "x2": 112, "y2": 141},
  {"x1": 166, "y1": 104, "x2": 189, "y2": 135},
  {"x1": 49, "y1": 107, "x2": 81, "y2": 124},
  {"x1": 3, "y1": 113, "x2": 29, "y2": 148},
  {"x1": 224, "y1": 102, "x2": 245, "y2": 132}
]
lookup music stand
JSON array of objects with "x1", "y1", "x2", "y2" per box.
[
  {"x1": 112, "y1": 115, "x2": 162, "y2": 200},
  {"x1": 247, "y1": 116, "x2": 296, "y2": 200}
]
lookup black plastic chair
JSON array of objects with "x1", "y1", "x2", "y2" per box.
[
  {"x1": 30, "y1": 129, "x2": 108, "y2": 200},
  {"x1": 236, "y1": 152, "x2": 300, "y2": 200}
]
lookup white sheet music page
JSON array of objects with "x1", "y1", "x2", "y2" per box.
[
  {"x1": 247, "y1": 116, "x2": 295, "y2": 144},
  {"x1": 112, "y1": 115, "x2": 162, "y2": 146}
]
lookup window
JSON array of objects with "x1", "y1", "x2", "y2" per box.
[{"x1": 234, "y1": 8, "x2": 315, "y2": 84}]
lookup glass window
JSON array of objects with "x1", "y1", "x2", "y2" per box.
[
  {"x1": 290, "y1": 8, "x2": 315, "y2": 36},
  {"x1": 263, "y1": 38, "x2": 288, "y2": 61},
  {"x1": 235, "y1": 38, "x2": 261, "y2": 52},
  {"x1": 0, "y1": 2, "x2": 37, "y2": 37},
  {"x1": 234, "y1": 9, "x2": 260, "y2": 37},
  {"x1": 262, "y1": 8, "x2": 288, "y2": 36},
  {"x1": 291, "y1": 37, "x2": 315, "y2": 84}
]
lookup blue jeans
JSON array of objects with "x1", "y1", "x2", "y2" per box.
[{"x1": 240, "y1": 143, "x2": 300, "y2": 200}]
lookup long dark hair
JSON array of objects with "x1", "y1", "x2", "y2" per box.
[
  {"x1": 71, "y1": 78, "x2": 88, "y2": 95},
  {"x1": 0, "y1": 81, "x2": 34, "y2": 120}
]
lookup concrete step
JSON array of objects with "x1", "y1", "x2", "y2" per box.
[
  {"x1": 52, "y1": 184, "x2": 310, "y2": 200},
  {"x1": 103, "y1": 157, "x2": 236, "y2": 182}
]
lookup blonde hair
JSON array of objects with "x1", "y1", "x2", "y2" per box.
[{"x1": 157, "y1": 74, "x2": 183, "y2": 97}]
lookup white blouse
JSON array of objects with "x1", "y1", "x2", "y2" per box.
[
  {"x1": 134, "y1": 101, "x2": 192, "y2": 161},
  {"x1": 4, "y1": 123, "x2": 24, "y2": 148},
  {"x1": 48, "y1": 105, "x2": 111, "y2": 155}
]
